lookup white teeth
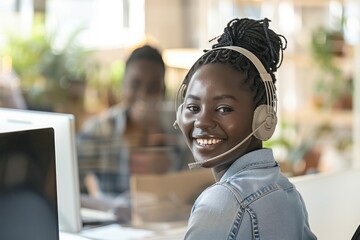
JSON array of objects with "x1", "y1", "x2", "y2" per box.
[{"x1": 196, "y1": 138, "x2": 222, "y2": 146}]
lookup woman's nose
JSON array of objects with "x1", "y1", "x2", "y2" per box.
[{"x1": 194, "y1": 110, "x2": 216, "y2": 129}]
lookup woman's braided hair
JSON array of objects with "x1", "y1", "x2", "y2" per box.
[{"x1": 176, "y1": 18, "x2": 287, "y2": 108}]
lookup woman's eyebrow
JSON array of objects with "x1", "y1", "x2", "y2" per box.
[
  {"x1": 186, "y1": 94, "x2": 200, "y2": 100},
  {"x1": 214, "y1": 95, "x2": 238, "y2": 101},
  {"x1": 186, "y1": 94, "x2": 238, "y2": 101}
]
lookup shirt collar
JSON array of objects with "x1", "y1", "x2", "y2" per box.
[{"x1": 220, "y1": 148, "x2": 276, "y2": 181}]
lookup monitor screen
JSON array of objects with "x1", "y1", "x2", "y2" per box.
[
  {"x1": 0, "y1": 128, "x2": 59, "y2": 240},
  {"x1": 0, "y1": 108, "x2": 82, "y2": 233}
]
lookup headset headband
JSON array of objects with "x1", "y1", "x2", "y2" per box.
[
  {"x1": 175, "y1": 46, "x2": 277, "y2": 113},
  {"x1": 218, "y1": 46, "x2": 273, "y2": 81}
]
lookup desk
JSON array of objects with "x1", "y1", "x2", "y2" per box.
[
  {"x1": 67, "y1": 168, "x2": 213, "y2": 240},
  {"x1": 60, "y1": 223, "x2": 186, "y2": 240},
  {"x1": 60, "y1": 232, "x2": 90, "y2": 240}
]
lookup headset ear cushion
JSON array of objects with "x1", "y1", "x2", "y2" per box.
[
  {"x1": 252, "y1": 104, "x2": 277, "y2": 141},
  {"x1": 174, "y1": 104, "x2": 183, "y2": 130}
]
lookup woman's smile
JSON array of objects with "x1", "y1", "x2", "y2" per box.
[
  {"x1": 195, "y1": 138, "x2": 223, "y2": 146},
  {"x1": 191, "y1": 130, "x2": 226, "y2": 155}
]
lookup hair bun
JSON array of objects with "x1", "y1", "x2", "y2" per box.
[{"x1": 210, "y1": 18, "x2": 287, "y2": 73}]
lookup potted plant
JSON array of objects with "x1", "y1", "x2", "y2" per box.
[
  {"x1": 2, "y1": 14, "x2": 100, "y2": 112},
  {"x1": 310, "y1": 26, "x2": 352, "y2": 110}
]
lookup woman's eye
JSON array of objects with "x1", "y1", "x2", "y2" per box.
[
  {"x1": 217, "y1": 106, "x2": 233, "y2": 113},
  {"x1": 186, "y1": 105, "x2": 199, "y2": 112}
]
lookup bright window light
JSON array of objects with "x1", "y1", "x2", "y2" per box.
[{"x1": 46, "y1": 0, "x2": 145, "y2": 50}]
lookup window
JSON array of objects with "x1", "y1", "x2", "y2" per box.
[{"x1": 46, "y1": 0, "x2": 145, "y2": 49}]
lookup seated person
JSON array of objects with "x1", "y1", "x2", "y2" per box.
[
  {"x1": 77, "y1": 45, "x2": 190, "y2": 203},
  {"x1": 174, "y1": 18, "x2": 316, "y2": 239}
]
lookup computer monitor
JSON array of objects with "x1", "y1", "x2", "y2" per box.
[
  {"x1": 0, "y1": 108, "x2": 82, "y2": 233},
  {"x1": 0, "y1": 128, "x2": 59, "y2": 240}
]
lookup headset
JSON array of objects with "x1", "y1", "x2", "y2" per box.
[{"x1": 173, "y1": 46, "x2": 277, "y2": 169}]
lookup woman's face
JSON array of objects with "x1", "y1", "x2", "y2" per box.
[{"x1": 181, "y1": 63, "x2": 260, "y2": 171}]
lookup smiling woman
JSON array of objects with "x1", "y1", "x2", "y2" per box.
[{"x1": 174, "y1": 17, "x2": 317, "y2": 240}]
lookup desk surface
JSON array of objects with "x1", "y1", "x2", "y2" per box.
[
  {"x1": 79, "y1": 223, "x2": 186, "y2": 240},
  {"x1": 60, "y1": 232, "x2": 90, "y2": 240},
  {"x1": 60, "y1": 221, "x2": 187, "y2": 240}
]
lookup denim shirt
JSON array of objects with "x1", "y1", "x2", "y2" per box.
[{"x1": 185, "y1": 149, "x2": 317, "y2": 240}]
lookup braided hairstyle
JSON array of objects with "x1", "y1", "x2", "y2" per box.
[{"x1": 176, "y1": 18, "x2": 287, "y2": 109}]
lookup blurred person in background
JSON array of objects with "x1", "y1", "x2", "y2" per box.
[{"x1": 76, "y1": 45, "x2": 190, "y2": 217}]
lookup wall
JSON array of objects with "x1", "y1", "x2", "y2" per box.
[{"x1": 144, "y1": 0, "x2": 185, "y2": 49}]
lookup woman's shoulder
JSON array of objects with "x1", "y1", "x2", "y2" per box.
[
  {"x1": 186, "y1": 182, "x2": 250, "y2": 239},
  {"x1": 194, "y1": 182, "x2": 242, "y2": 209}
]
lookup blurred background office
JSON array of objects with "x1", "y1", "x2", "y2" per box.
[{"x1": 1, "y1": 0, "x2": 360, "y2": 200}]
